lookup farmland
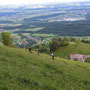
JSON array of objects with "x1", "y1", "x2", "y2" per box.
[{"x1": 0, "y1": 2, "x2": 90, "y2": 47}]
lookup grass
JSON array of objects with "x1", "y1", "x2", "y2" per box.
[
  {"x1": 32, "y1": 33, "x2": 56, "y2": 37},
  {"x1": 54, "y1": 43, "x2": 90, "y2": 62},
  {"x1": 25, "y1": 27, "x2": 44, "y2": 32},
  {"x1": 0, "y1": 45, "x2": 90, "y2": 89}
]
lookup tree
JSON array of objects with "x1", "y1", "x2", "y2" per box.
[
  {"x1": 49, "y1": 41, "x2": 59, "y2": 51},
  {"x1": 59, "y1": 41, "x2": 69, "y2": 47},
  {"x1": 70, "y1": 37, "x2": 76, "y2": 42},
  {"x1": 39, "y1": 43, "x2": 50, "y2": 53},
  {"x1": 1, "y1": 32, "x2": 13, "y2": 46}
]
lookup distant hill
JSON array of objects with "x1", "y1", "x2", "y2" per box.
[{"x1": 0, "y1": 45, "x2": 90, "y2": 89}]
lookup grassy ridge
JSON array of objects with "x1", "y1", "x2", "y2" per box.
[{"x1": 0, "y1": 45, "x2": 90, "y2": 89}]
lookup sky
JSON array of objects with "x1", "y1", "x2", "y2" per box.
[{"x1": 0, "y1": 0, "x2": 89, "y2": 5}]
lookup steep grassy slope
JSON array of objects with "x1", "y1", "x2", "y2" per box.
[
  {"x1": 0, "y1": 45, "x2": 90, "y2": 90},
  {"x1": 54, "y1": 43, "x2": 90, "y2": 60}
]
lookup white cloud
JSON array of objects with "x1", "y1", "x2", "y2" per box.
[{"x1": 0, "y1": 0, "x2": 89, "y2": 5}]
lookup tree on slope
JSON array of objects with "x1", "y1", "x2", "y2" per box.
[
  {"x1": 49, "y1": 41, "x2": 59, "y2": 51},
  {"x1": 1, "y1": 32, "x2": 13, "y2": 46}
]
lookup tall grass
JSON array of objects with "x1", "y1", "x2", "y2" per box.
[{"x1": 0, "y1": 45, "x2": 90, "y2": 89}]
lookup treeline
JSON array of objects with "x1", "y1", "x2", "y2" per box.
[
  {"x1": 32, "y1": 36, "x2": 90, "y2": 53},
  {"x1": 32, "y1": 37, "x2": 80, "y2": 53},
  {"x1": 1, "y1": 32, "x2": 90, "y2": 51}
]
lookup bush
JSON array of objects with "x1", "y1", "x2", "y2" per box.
[
  {"x1": 32, "y1": 44, "x2": 50, "y2": 53},
  {"x1": 49, "y1": 41, "x2": 59, "y2": 51},
  {"x1": 81, "y1": 39, "x2": 90, "y2": 44},
  {"x1": 75, "y1": 39, "x2": 81, "y2": 44},
  {"x1": 59, "y1": 41, "x2": 69, "y2": 47},
  {"x1": 1, "y1": 32, "x2": 13, "y2": 46},
  {"x1": 70, "y1": 37, "x2": 76, "y2": 42},
  {"x1": 63, "y1": 37, "x2": 70, "y2": 41},
  {"x1": 49, "y1": 37, "x2": 69, "y2": 51},
  {"x1": 39, "y1": 44, "x2": 50, "y2": 53}
]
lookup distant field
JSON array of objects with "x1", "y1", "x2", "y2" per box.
[
  {"x1": 12, "y1": 34, "x2": 21, "y2": 38},
  {"x1": 5, "y1": 30, "x2": 13, "y2": 33},
  {"x1": 21, "y1": 33, "x2": 31, "y2": 36},
  {"x1": 32, "y1": 33, "x2": 57, "y2": 37},
  {"x1": 25, "y1": 27, "x2": 44, "y2": 32}
]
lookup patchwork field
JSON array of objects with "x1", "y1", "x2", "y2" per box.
[{"x1": 32, "y1": 33, "x2": 56, "y2": 37}]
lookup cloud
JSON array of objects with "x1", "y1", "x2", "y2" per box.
[{"x1": 0, "y1": 0, "x2": 89, "y2": 5}]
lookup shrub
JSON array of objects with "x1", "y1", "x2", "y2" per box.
[
  {"x1": 63, "y1": 37, "x2": 70, "y2": 41},
  {"x1": 70, "y1": 37, "x2": 76, "y2": 42},
  {"x1": 39, "y1": 44, "x2": 50, "y2": 53},
  {"x1": 49, "y1": 41, "x2": 59, "y2": 51},
  {"x1": 59, "y1": 41, "x2": 69, "y2": 47},
  {"x1": 81, "y1": 39, "x2": 90, "y2": 44},
  {"x1": 1, "y1": 32, "x2": 13, "y2": 46},
  {"x1": 75, "y1": 39, "x2": 81, "y2": 44}
]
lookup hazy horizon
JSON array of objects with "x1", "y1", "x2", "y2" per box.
[{"x1": 0, "y1": 0, "x2": 90, "y2": 5}]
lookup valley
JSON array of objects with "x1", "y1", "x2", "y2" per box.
[
  {"x1": 0, "y1": 1, "x2": 90, "y2": 89},
  {"x1": 0, "y1": 2, "x2": 90, "y2": 47}
]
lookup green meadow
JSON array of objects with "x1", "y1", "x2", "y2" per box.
[
  {"x1": 53, "y1": 43, "x2": 90, "y2": 62},
  {"x1": 25, "y1": 27, "x2": 44, "y2": 32},
  {"x1": 0, "y1": 44, "x2": 90, "y2": 89},
  {"x1": 32, "y1": 33, "x2": 56, "y2": 37}
]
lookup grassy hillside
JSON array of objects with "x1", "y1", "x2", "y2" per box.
[
  {"x1": 0, "y1": 45, "x2": 90, "y2": 90},
  {"x1": 54, "y1": 43, "x2": 90, "y2": 60}
]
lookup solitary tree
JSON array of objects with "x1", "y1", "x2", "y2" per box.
[{"x1": 1, "y1": 32, "x2": 13, "y2": 46}]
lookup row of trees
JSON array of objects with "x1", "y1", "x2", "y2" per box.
[
  {"x1": 49, "y1": 37, "x2": 71, "y2": 51},
  {"x1": 33, "y1": 37, "x2": 73, "y2": 52},
  {"x1": 32, "y1": 37, "x2": 82, "y2": 53}
]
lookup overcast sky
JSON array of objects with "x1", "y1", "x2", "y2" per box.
[{"x1": 0, "y1": 0, "x2": 89, "y2": 5}]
